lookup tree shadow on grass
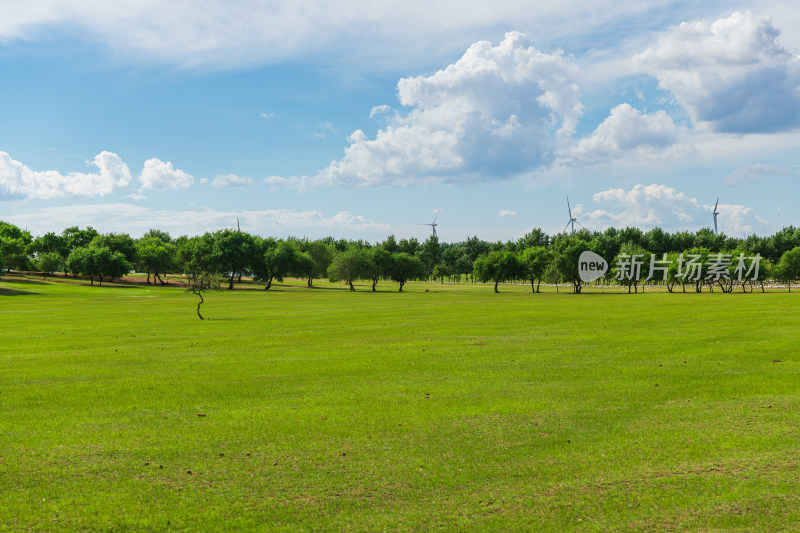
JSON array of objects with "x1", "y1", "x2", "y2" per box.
[
  {"x1": 1, "y1": 277, "x2": 48, "y2": 285},
  {"x1": 0, "y1": 287, "x2": 36, "y2": 296}
]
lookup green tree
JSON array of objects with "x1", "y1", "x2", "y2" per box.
[
  {"x1": 212, "y1": 229, "x2": 256, "y2": 290},
  {"x1": 90, "y1": 233, "x2": 138, "y2": 265},
  {"x1": 252, "y1": 240, "x2": 307, "y2": 290},
  {"x1": 66, "y1": 246, "x2": 130, "y2": 285},
  {"x1": 678, "y1": 247, "x2": 711, "y2": 292},
  {"x1": 550, "y1": 237, "x2": 592, "y2": 293},
  {"x1": 28, "y1": 232, "x2": 69, "y2": 263},
  {"x1": 611, "y1": 242, "x2": 649, "y2": 294},
  {"x1": 519, "y1": 246, "x2": 549, "y2": 293},
  {"x1": 386, "y1": 252, "x2": 425, "y2": 292},
  {"x1": 431, "y1": 263, "x2": 451, "y2": 283},
  {"x1": 37, "y1": 252, "x2": 64, "y2": 277},
  {"x1": 185, "y1": 268, "x2": 221, "y2": 320},
  {"x1": 419, "y1": 235, "x2": 441, "y2": 275},
  {"x1": 774, "y1": 247, "x2": 800, "y2": 292},
  {"x1": 302, "y1": 240, "x2": 334, "y2": 287},
  {"x1": 366, "y1": 248, "x2": 392, "y2": 291},
  {"x1": 328, "y1": 248, "x2": 371, "y2": 291},
  {"x1": 136, "y1": 236, "x2": 176, "y2": 284},
  {"x1": 0, "y1": 236, "x2": 28, "y2": 273},
  {"x1": 473, "y1": 250, "x2": 521, "y2": 293}
]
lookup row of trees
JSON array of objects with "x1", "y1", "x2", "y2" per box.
[{"x1": 3, "y1": 220, "x2": 800, "y2": 293}]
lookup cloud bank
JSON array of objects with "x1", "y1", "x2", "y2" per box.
[
  {"x1": 271, "y1": 31, "x2": 583, "y2": 189},
  {"x1": 584, "y1": 183, "x2": 767, "y2": 235},
  {"x1": 633, "y1": 11, "x2": 800, "y2": 133},
  {"x1": 0, "y1": 151, "x2": 130, "y2": 200},
  {"x1": 138, "y1": 158, "x2": 194, "y2": 190}
]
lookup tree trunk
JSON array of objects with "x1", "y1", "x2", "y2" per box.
[
  {"x1": 536, "y1": 280, "x2": 541, "y2": 293},
  {"x1": 494, "y1": 281, "x2": 499, "y2": 293},
  {"x1": 372, "y1": 279, "x2": 377, "y2": 291},
  {"x1": 307, "y1": 276, "x2": 313, "y2": 287},
  {"x1": 146, "y1": 267, "x2": 151, "y2": 284},
  {"x1": 399, "y1": 281, "x2": 405, "y2": 292},
  {"x1": 264, "y1": 276, "x2": 273, "y2": 290},
  {"x1": 195, "y1": 290, "x2": 205, "y2": 320},
  {"x1": 348, "y1": 279, "x2": 355, "y2": 292},
  {"x1": 530, "y1": 279, "x2": 535, "y2": 292},
  {"x1": 228, "y1": 272, "x2": 235, "y2": 290}
]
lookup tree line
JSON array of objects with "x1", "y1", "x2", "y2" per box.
[{"x1": 2, "y1": 220, "x2": 800, "y2": 293}]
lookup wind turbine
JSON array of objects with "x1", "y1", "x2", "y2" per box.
[
  {"x1": 564, "y1": 197, "x2": 581, "y2": 234},
  {"x1": 712, "y1": 198, "x2": 720, "y2": 234},
  {"x1": 420, "y1": 208, "x2": 442, "y2": 237}
]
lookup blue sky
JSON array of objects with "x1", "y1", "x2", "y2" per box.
[{"x1": 1, "y1": 1, "x2": 799, "y2": 242}]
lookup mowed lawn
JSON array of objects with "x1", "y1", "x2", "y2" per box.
[{"x1": 1, "y1": 276, "x2": 799, "y2": 531}]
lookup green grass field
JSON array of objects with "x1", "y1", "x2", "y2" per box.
[{"x1": 1, "y1": 275, "x2": 799, "y2": 531}]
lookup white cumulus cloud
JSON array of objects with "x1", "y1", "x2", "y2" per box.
[
  {"x1": 633, "y1": 11, "x2": 800, "y2": 133},
  {"x1": 138, "y1": 158, "x2": 193, "y2": 190},
  {"x1": 499, "y1": 209, "x2": 517, "y2": 217},
  {"x1": 564, "y1": 103, "x2": 688, "y2": 164},
  {"x1": 271, "y1": 31, "x2": 583, "y2": 190},
  {"x1": 0, "y1": 150, "x2": 130, "y2": 200},
  {"x1": 583, "y1": 183, "x2": 767, "y2": 235}
]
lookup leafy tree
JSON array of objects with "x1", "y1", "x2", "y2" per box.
[
  {"x1": 612, "y1": 242, "x2": 649, "y2": 293},
  {"x1": 90, "y1": 233, "x2": 138, "y2": 265},
  {"x1": 366, "y1": 247, "x2": 392, "y2": 291},
  {"x1": 302, "y1": 240, "x2": 334, "y2": 287},
  {"x1": 212, "y1": 229, "x2": 256, "y2": 290},
  {"x1": 774, "y1": 247, "x2": 800, "y2": 292},
  {"x1": 66, "y1": 246, "x2": 130, "y2": 285},
  {"x1": 177, "y1": 234, "x2": 215, "y2": 276},
  {"x1": 463, "y1": 236, "x2": 491, "y2": 267},
  {"x1": 431, "y1": 263, "x2": 451, "y2": 283},
  {"x1": 28, "y1": 232, "x2": 69, "y2": 263},
  {"x1": 136, "y1": 236, "x2": 176, "y2": 285},
  {"x1": 37, "y1": 252, "x2": 64, "y2": 277},
  {"x1": 62, "y1": 226, "x2": 99, "y2": 251},
  {"x1": 678, "y1": 247, "x2": 711, "y2": 293},
  {"x1": 0, "y1": 236, "x2": 29, "y2": 273},
  {"x1": 644, "y1": 227, "x2": 671, "y2": 256},
  {"x1": 397, "y1": 237, "x2": 420, "y2": 256},
  {"x1": 419, "y1": 235, "x2": 441, "y2": 275},
  {"x1": 517, "y1": 228, "x2": 549, "y2": 249},
  {"x1": 380, "y1": 234, "x2": 399, "y2": 254},
  {"x1": 185, "y1": 269, "x2": 221, "y2": 320},
  {"x1": 543, "y1": 261, "x2": 564, "y2": 293},
  {"x1": 550, "y1": 237, "x2": 592, "y2": 293},
  {"x1": 328, "y1": 248, "x2": 371, "y2": 291},
  {"x1": 519, "y1": 246, "x2": 549, "y2": 293},
  {"x1": 386, "y1": 252, "x2": 425, "y2": 292},
  {"x1": 252, "y1": 240, "x2": 308, "y2": 290},
  {"x1": 473, "y1": 250, "x2": 521, "y2": 293}
]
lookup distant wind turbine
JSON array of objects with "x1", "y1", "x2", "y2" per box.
[
  {"x1": 419, "y1": 208, "x2": 442, "y2": 237},
  {"x1": 564, "y1": 197, "x2": 581, "y2": 234},
  {"x1": 712, "y1": 198, "x2": 720, "y2": 234}
]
